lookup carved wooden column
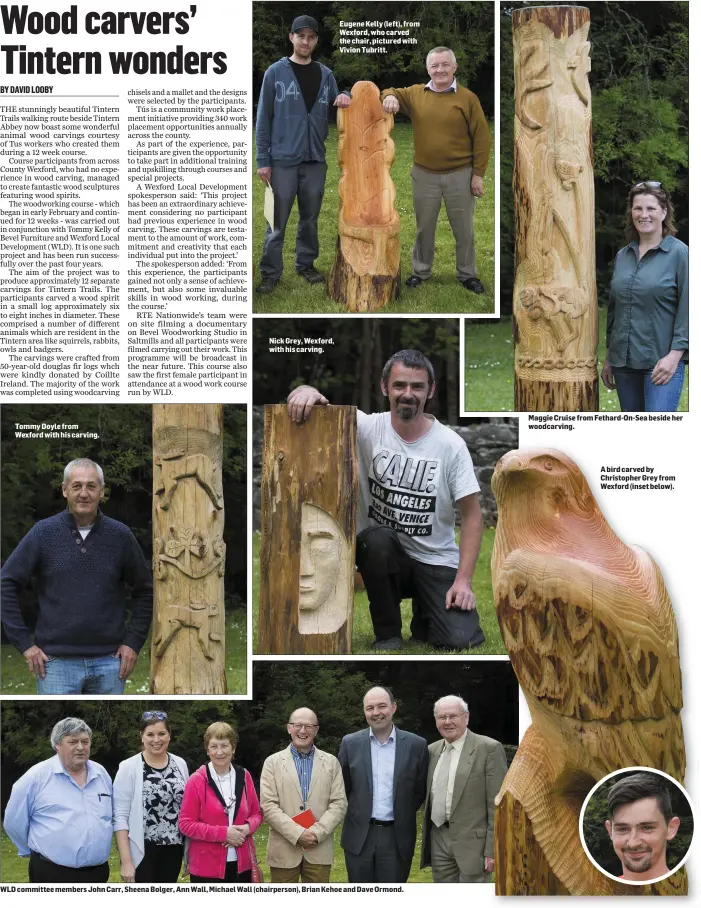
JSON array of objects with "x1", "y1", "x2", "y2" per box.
[
  {"x1": 328, "y1": 81, "x2": 401, "y2": 311},
  {"x1": 491, "y1": 448, "x2": 686, "y2": 894},
  {"x1": 512, "y1": 6, "x2": 598, "y2": 411},
  {"x1": 151, "y1": 404, "x2": 227, "y2": 694},
  {"x1": 259, "y1": 404, "x2": 357, "y2": 654}
]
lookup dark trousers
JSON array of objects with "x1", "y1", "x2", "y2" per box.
[
  {"x1": 135, "y1": 841, "x2": 184, "y2": 883},
  {"x1": 259, "y1": 162, "x2": 327, "y2": 279},
  {"x1": 355, "y1": 526, "x2": 485, "y2": 649},
  {"x1": 344, "y1": 824, "x2": 411, "y2": 884},
  {"x1": 29, "y1": 851, "x2": 110, "y2": 884},
  {"x1": 190, "y1": 865, "x2": 252, "y2": 884},
  {"x1": 612, "y1": 363, "x2": 685, "y2": 412}
]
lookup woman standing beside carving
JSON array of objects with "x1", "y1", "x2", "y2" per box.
[
  {"x1": 113, "y1": 711, "x2": 189, "y2": 882},
  {"x1": 602, "y1": 183, "x2": 688, "y2": 411}
]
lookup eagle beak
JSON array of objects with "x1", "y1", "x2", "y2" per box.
[{"x1": 497, "y1": 452, "x2": 526, "y2": 475}]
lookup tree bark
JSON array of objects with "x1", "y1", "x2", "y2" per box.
[
  {"x1": 512, "y1": 5, "x2": 599, "y2": 411},
  {"x1": 151, "y1": 404, "x2": 226, "y2": 694},
  {"x1": 328, "y1": 81, "x2": 401, "y2": 311},
  {"x1": 259, "y1": 405, "x2": 357, "y2": 654}
]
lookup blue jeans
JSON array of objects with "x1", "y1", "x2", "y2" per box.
[
  {"x1": 36, "y1": 655, "x2": 125, "y2": 694},
  {"x1": 612, "y1": 363, "x2": 685, "y2": 412}
]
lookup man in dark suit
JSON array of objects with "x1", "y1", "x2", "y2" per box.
[
  {"x1": 421, "y1": 695, "x2": 507, "y2": 882},
  {"x1": 338, "y1": 686, "x2": 429, "y2": 882}
]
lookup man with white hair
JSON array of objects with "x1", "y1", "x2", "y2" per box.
[
  {"x1": 3, "y1": 717, "x2": 113, "y2": 882},
  {"x1": 420, "y1": 695, "x2": 507, "y2": 882},
  {"x1": 1, "y1": 458, "x2": 152, "y2": 693},
  {"x1": 381, "y1": 47, "x2": 491, "y2": 294}
]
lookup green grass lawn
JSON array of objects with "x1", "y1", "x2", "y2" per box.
[
  {"x1": 254, "y1": 527, "x2": 505, "y2": 656},
  {"x1": 0, "y1": 610, "x2": 247, "y2": 696},
  {"x1": 465, "y1": 310, "x2": 689, "y2": 412},
  {"x1": 253, "y1": 122, "x2": 495, "y2": 315},
  {"x1": 0, "y1": 816, "x2": 440, "y2": 884}
]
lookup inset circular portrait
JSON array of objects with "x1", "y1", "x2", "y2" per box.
[{"x1": 579, "y1": 768, "x2": 694, "y2": 885}]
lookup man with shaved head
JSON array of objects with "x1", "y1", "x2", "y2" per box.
[
  {"x1": 260, "y1": 706, "x2": 347, "y2": 882},
  {"x1": 421, "y1": 695, "x2": 507, "y2": 882},
  {"x1": 339, "y1": 686, "x2": 429, "y2": 882}
]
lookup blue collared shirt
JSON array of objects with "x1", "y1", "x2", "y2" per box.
[
  {"x1": 290, "y1": 744, "x2": 315, "y2": 807},
  {"x1": 369, "y1": 727, "x2": 396, "y2": 820},
  {"x1": 4, "y1": 755, "x2": 113, "y2": 868}
]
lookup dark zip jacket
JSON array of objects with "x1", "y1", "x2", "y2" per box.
[{"x1": 255, "y1": 57, "x2": 341, "y2": 168}]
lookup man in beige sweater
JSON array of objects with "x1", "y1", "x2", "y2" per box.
[
  {"x1": 260, "y1": 707, "x2": 347, "y2": 883},
  {"x1": 382, "y1": 47, "x2": 491, "y2": 294}
]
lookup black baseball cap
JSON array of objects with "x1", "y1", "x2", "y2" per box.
[{"x1": 291, "y1": 15, "x2": 319, "y2": 34}]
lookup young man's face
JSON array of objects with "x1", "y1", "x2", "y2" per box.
[
  {"x1": 289, "y1": 28, "x2": 318, "y2": 58},
  {"x1": 605, "y1": 797, "x2": 680, "y2": 880},
  {"x1": 381, "y1": 363, "x2": 435, "y2": 422}
]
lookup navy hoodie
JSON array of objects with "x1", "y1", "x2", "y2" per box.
[{"x1": 255, "y1": 57, "x2": 341, "y2": 168}]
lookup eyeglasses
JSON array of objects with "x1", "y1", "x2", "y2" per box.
[
  {"x1": 142, "y1": 711, "x2": 168, "y2": 720},
  {"x1": 436, "y1": 711, "x2": 467, "y2": 722},
  {"x1": 632, "y1": 181, "x2": 662, "y2": 191},
  {"x1": 289, "y1": 723, "x2": 318, "y2": 731}
]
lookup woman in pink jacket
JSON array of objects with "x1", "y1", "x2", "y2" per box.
[{"x1": 179, "y1": 722, "x2": 263, "y2": 882}]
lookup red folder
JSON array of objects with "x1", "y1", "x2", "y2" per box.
[{"x1": 292, "y1": 808, "x2": 316, "y2": 828}]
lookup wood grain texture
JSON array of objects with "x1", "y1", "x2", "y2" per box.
[
  {"x1": 328, "y1": 81, "x2": 401, "y2": 311},
  {"x1": 491, "y1": 448, "x2": 686, "y2": 895},
  {"x1": 512, "y1": 6, "x2": 598, "y2": 411},
  {"x1": 151, "y1": 404, "x2": 227, "y2": 694},
  {"x1": 259, "y1": 405, "x2": 358, "y2": 654}
]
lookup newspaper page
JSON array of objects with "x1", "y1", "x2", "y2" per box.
[{"x1": 0, "y1": 1, "x2": 697, "y2": 906}]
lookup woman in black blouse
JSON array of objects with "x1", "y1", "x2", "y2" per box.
[{"x1": 113, "y1": 711, "x2": 190, "y2": 882}]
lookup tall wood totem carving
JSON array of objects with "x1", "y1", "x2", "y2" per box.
[
  {"x1": 151, "y1": 404, "x2": 227, "y2": 694},
  {"x1": 328, "y1": 81, "x2": 401, "y2": 311},
  {"x1": 259, "y1": 404, "x2": 357, "y2": 654},
  {"x1": 491, "y1": 449, "x2": 686, "y2": 894},
  {"x1": 512, "y1": 6, "x2": 598, "y2": 412}
]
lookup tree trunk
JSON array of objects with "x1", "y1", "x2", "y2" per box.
[
  {"x1": 328, "y1": 81, "x2": 401, "y2": 311},
  {"x1": 512, "y1": 5, "x2": 599, "y2": 411},
  {"x1": 259, "y1": 405, "x2": 357, "y2": 654},
  {"x1": 151, "y1": 404, "x2": 227, "y2": 694}
]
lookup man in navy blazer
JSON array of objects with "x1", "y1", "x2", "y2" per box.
[{"x1": 338, "y1": 686, "x2": 429, "y2": 882}]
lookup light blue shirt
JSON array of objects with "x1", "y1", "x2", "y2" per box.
[
  {"x1": 290, "y1": 744, "x2": 315, "y2": 807},
  {"x1": 3, "y1": 755, "x2": 113, "y2": 868},
  {"x1": 425, "y1": 78, "x2": 458, "y2": 93},
  {"x1": 369, "y1": 727, "x2": 396, "y2": 820}
]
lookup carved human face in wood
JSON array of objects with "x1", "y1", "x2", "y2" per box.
[
  {"x1": 630, "y1": 193, "x2": 667, "y2": 244},
  {"x1": 427, "y1": 50, "x2": 457, "y2": 91},
  {"x1": 381, "y1": 363, "x2": 435, "y2": 422},
  {"x1": 299, "y1": 503, "x2": 342, "y2": 611},
  {"x1": 62, "y1": 464, "x2": 104, "y2": 526},
  {"x1": 605, "y1": 798, "x2": 680, "y2": 881},
  {"x1": 289, "y1": 27, "x2": 318, "y2": 61}
]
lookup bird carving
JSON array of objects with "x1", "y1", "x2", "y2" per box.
[{"x1": 491, "y1": 449, "x2": 686, "y2": 894}]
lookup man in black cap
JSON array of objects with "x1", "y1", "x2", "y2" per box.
[{"x1": 255, "y1": 15, "x2": 350, "y2": 294}]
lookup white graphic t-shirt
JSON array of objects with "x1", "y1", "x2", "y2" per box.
[{"x1": 356, "y1": 412, "x2": 480, "y2": 568}]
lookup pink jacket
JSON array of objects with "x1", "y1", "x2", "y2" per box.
[{"x1": 179, "y1": 764, "x2": 263, "y2": 879}]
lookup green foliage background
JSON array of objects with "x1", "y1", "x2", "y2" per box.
[
  {"x1": 253, "y1": 2, "x2": 494, "y2": 113},
  {"x1": 0, "y1": 661, "x2": 518, "y2": 809},
  {"x1": 500, "y1": 2, "x2": 688, "y2": 313},
  {"x1": 582, "y1": 772, "x2": 694, "y2": 878},
  {"x1": 0, "y1": 405, "x2": 248, "y2": 646}
]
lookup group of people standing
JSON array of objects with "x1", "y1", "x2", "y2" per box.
[
  {"x1": 5, "y1": 687, "x2": 508, "y2": 885},
  {"x1": 255, "y1": 16, "x2": 490, "y2": 297}
]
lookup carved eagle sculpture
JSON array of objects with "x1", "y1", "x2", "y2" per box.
[{"x1": 491, "y1": 449, "x2": 686, "y2": 895}]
